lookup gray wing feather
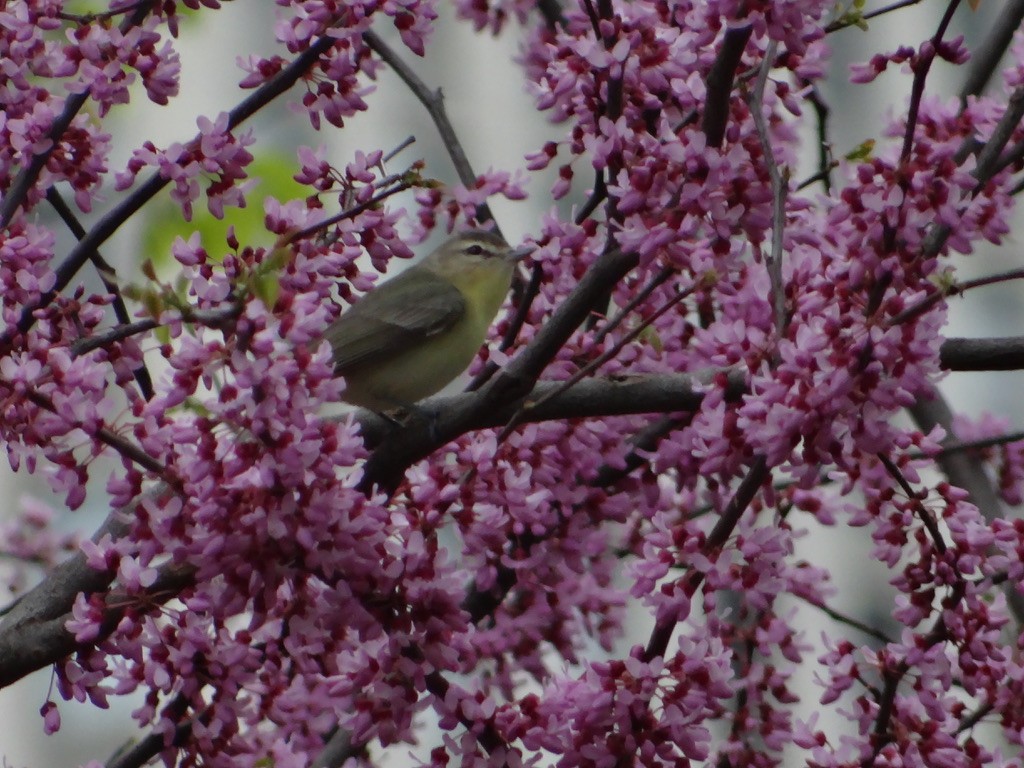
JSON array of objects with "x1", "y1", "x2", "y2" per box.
[{"x1": 323, "y1": 269, "x2": 465, "y2": 373}]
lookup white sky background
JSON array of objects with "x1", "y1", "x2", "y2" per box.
[{"x1": 1, "y1": 0, "x2": 1022, "y2": 765}]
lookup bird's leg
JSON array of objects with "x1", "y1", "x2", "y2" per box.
[{"x1": 396, "y1": 401, "x2": 442, "y2": 443}]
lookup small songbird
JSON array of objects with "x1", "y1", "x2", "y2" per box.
[{"x1": 323, "y1": 229, "x2": 530, "y2": 412}]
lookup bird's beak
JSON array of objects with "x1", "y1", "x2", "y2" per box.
[{"x1": 507, "y1": 245, "x2": 534, "y2": 262}]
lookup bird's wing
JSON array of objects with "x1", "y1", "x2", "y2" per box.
[{"x1": 323, "y1": 269, "x2": 467, "y2": 373}]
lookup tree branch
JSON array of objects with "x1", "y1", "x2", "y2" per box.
[
  {"x1": 749, "y1": 40, "x2": 788, "y2": 334},
  {"x1": 939, "y1": 335, "x2": 1024, "y2": 370},
  {"x1": 702, "y1": 24, "x2": 753, "y2": 148},
  {"x1": 959, "y1": 0, "x2": 1024, "y2": 101},
  {"x1": 358, "y1": 247, "x2": 640, "y2": 492},
  {"x1": 642, "y1": 456, "x2": 770, "y2": 662},
  {"x1": 7, "y1": 28, "x2": 341, "y2": 342},
  {"x1": 363, "y1": 30, "x2": 494, "y2": 225},
  {"x1": 46, "y1": 187, "x2": 156, "y2": 401},
  {"x1": 908, "y1": 389, "x2": 1024, "y2": 623}
]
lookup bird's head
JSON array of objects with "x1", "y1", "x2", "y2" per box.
[{"x1": 425, "y1": 230, "x2": 532, "y2": 281}]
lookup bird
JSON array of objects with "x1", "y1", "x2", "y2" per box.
[{"x1": 322, "y1": 229, "x2": 530, "y2": 412}]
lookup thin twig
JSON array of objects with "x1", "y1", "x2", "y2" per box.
[
  {"x1": 22, "y1": 390, "x2": 174, "y2": 483},
  {"x1": 642, "y1": 456, "x2": 770, "y2": 662},
  {"x1": 955, "y1": 700, "x2": 994, "y2": 735},
  {"x1": 46, "y1": 188, "x2": 156, "y2": 400},
  {"x1": 382, "y1": 135, "x2": 416, "y2": 164},
  {"x1": 749, "y1": 40, "x2": 788, "y2": 334},
  {"x1": 794, "y1": 166, "x2": 837, "y2": 191},
  {"x1": 899, "y1": 0, "x2": 963, "y2": 165},
  {"x1": 71, "y1": 320, "x2": 159, "y2": 357},
  {"x1": 824, "y1": 0, "x2": 923, "y2": 33},
  {"x1": 922, "y1": 83, "x2": 1024, "y2": 258},
  {"x1": 798, "y1": 596, "x2": 894, "y2": 644},
  {"x1": 877, "y1": 453, "x2": 949, "y2": 556},
  {"x1": 363, "y1": 30, "x2": 494, "y2": 226},
  {"x1": 289, "y1": 177, "x2": 415, "y2": 242},
  {"x1": 575, "y1": 170, "x2": 607, "y2": 224},
  {"x1": 493, "y1": 283, "x2": 693, "y2": 445},
  {"x1": 908, "y1": 392, "x2": 1024, "y2": 623},
  {"x1": 888, "y1": 267, "x2": 1024, "y2": 326},
  {"x1": 864, "y1": 578, "x2": 966, "y2": 767},
  {"x1": 466, "y1": 262, "x2": 544, "y2": 392},
  {"x1": 802, "y1": 82, "x2": 833, "y2": 194},
  {"x1": 932, "y1": 429, "x2": 1024, "y2": 457},
  {"x1": 73, "y1": 301, "x2": 245, "y2": 358},
  {"x1": 503, "y1": 262, "x2": 543, "y2": 351},
  {"x1": 593, "y1": 266, "x2": 673, "y2": 346}
]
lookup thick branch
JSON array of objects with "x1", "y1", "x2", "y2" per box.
[
  {"x1": 702, "y1": 24, "x2": 752, "y2": 148},
  {"x1": 959, "y1": 0, "x2": 1024, "y2": 101},
  {"x1": 357, "y1": 369, "x2": 744, "y2": 448},
  {"x1": 0, "y1": 509, "x2": 130, "y2": 687},
  {"x1": 939, "y1": 335, "x2": 1024, "y2": 370}
]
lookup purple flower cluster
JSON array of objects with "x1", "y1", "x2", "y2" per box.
[{"x1": 1, "y1": 1, "x2": 1024, "y2": 768}]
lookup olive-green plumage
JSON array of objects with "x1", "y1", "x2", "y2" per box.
[{"x1": 323, "y1": 230, "x2": 527, "y2": 411}]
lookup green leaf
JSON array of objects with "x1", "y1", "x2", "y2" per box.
[
  {"x1": 253, "y1": 272, "x2": 281, "y2": 310},
  {"x1": 638, "y1": 324, "x2": 664, "y2": 354},
  {"x1": 844, "y1": 139, "x2": 876, "y2": 162},
  {"x1": 139, "y1": 151, "x2": 308, "y2": 275}
]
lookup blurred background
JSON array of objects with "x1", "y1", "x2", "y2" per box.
[{"x1": 2, "y1": 0, "x2": 1022, "y2": 765}]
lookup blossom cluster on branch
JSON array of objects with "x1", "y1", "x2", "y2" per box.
[{"x1": 1, "y1": 1, "x2": 1024, "y2": 767}]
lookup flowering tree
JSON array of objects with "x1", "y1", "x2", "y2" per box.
[{"x1": 3, "y1": 0, "x2": 1024, "y2": 766}]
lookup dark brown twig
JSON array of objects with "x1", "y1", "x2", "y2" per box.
[
  {"x1": 798, "y1": 596, "x2": 894, "y2": 645},
  {"x1": 898, "y1": 0, "x2": 962, "y2": 164},
  {"x1": 46, "y1": 188, "x2": 156, "y2": 400},
  {"x1": 592, "y1": 266, "x2": 673, "y2": 347},
  {"x1": 802, "y1": 82, "x2": 833, "y2": 193},
  {"x1": 876, "y1": 453, "x2": 949, "y2": 555},
  {"x1": 22, "y1": 390, "x2": 172, "y2": 483},
  {"x1": 289, "y1": 177, "x2": 415, "y2": 242},
  {"x1": 363, "y1": 31, "x2": 494, "y2": 226},
  {"x1": 888, "y1": 267, "x2": 1024, "y2": 327}
]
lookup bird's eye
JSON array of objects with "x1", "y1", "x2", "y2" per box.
[{"x1": 465, "y1": 244, "x2": 484, "y2": 256}]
